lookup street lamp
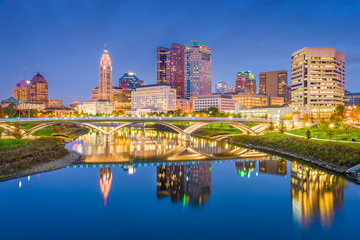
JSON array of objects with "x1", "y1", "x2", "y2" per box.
[{"x1": 329, "y1": 123, "x2": 334, "y2": 128}]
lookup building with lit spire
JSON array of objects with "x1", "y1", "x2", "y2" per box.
[{"x1": 91, "y1": 45, "x2": 113, "y2": 101}]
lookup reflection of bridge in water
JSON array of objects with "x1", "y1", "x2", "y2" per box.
[
  {"x1": 67, "y1": 132, "x2": 272, "y2": 163},
  {"x1": 67, "y1": 131, "x2": 346, "y2": 226}
]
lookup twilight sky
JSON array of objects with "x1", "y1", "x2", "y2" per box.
[{"x1": 0, "y1": 0, "x2": 359, "y2": 105}]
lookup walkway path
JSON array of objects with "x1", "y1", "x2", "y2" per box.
[{"x1": 284, "y1": 132, "x2": 360, "y2": 144}]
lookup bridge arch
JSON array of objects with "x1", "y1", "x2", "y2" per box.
[
  {"x1": 25, "y1": 121, "x2": 107, "y2": 136},
  {"x1": 106, "y1": 121, "x2": 187, "y2": 136},
  {"x1": 184, "y1": 122, "x2": 257, "y2": 135}
]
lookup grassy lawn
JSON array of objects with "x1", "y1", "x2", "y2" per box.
[
  {"x1": 287, "y1": 125, "x2": 360, "y2": 141},
  {"x1": 32, "y1": 127, "x2": 55, "y2": 136},
  {"x1": 0, "y1": 139, "x2": 30, "y2": 148},
  {"x1": 231, "y1": 132, "x2": 360, "y2": 168}
]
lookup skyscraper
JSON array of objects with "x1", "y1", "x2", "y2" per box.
[
  {"x1": 29, "y1": 72, "x2": 48, "y2": 105},
  {"x1": 119, "y1": 72, "x2": 143, "y2": 89},
  {"x1": 13, "y1": 79, "x2": 30, "y2": 103},
  {"x1": 291, "y1": 47, "x2": 345, "y2": 117},
  {"x1": 92, "y1": 46, "x2": 113, "y2": 101},
  {"x1": 184, "y1": 40, "x2": 212, "y2": 99},
  {"x1": 235, "y1": 71, "x2": 257, "y2": 94},
  {"x1": 156, "y1": 43, "x2": 185, "y2": 98},
  {"x1": 259, "y1": 70, "x2": 287, "y2": 97}
]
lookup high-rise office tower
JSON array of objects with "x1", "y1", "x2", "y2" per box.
[
  {"x1": 13, "y1": 79, "x2": 30, "y2": 103},
  {"x1": 291, "y1": 47, "x2": 345, "y2": 117},
  {"x1": 98, "y1": 46, "x2": 113, "y2": 101},
  {"x1": 91, "y1": 46, "x2": 113, "y2": 101},
  {"x1": 236, "y1": 71, "x2": 256, "y2": 94},
  {"x1": 119, "y1": 72, "x2": 143, "y2": 89},
  {"x1": 184, "y1": 40, "x2": 212, "y2": 99},
  {"x1": 259, "y1": 70, "x2": 287, "y2": 97},
  {"x1": 29, "y1": 72, "x2": 48, "y2": 105},
  {"x1": 156, "y1": 43, "x2": 185, "y2": 98}
]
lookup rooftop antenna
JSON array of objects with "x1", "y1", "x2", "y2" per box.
[
  {"x1": 24, "y1": 67, "x2": 27, "y2": 80},
  {"x1": 105, "y1": 43, "x2": 107, "y2": 50}
]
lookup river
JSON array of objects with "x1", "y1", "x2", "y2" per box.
[{"x1": 0, "y1": 130, "x2": 359, "y2": 239}]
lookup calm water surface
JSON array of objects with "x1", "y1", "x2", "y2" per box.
[{"x1": 1, "y1": 131, "x2": 360, "y2": 240}]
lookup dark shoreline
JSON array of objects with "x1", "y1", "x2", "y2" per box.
[{"x1": 0, "y1": 128, "x2": 89, "y2": 182}]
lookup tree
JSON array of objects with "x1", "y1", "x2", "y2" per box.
[
  {"x1": 12, "y1": 122, "x2": 23, "y2": 141},
  {"x1": 267, "y1": 121, "x2": 275, "y2": 132},
  {"x1": 340, "y1": 123, "x2": 352, "y2": 137},
  {"x1": 325, "y1": 124, "x2": 336, "y2": 141},
  {"x1": 0, "y1": 106, "x2": 4, "y2": 118},
  {"x1": 318, "y1": 118, "x2": 327, "y2": 132},
  {"x1": 306, "y1": 128, "x2": 311, "y2": 140},
  {"x1": 277, "y1": 121, "x2": 287, "y2": 134},
  {"x1": 330, "y1": 105, "x2": 345, "y2": 123}
]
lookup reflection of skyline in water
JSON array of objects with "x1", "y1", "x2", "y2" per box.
[
  {"x1": 68, "y1": 131, "x2": 347, "y2": 230},
  {"x1": 290, "y1": 162, "x2": 344, "y2": 230},
  {"x1": 100, "y1": 167, "x2": 112, "y2": 206},
  {"x1": 157, "y1": 163, "x2": 211, "y2": 207}
]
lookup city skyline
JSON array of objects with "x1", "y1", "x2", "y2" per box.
[{"x1": 0, "y1": 0, "x2": 359, "y2": 105}]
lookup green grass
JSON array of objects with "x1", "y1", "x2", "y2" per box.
[
  {"x1": 0, "y1": 139, "x2": 30, "y2": 148},
  {"x1": 32, "y1": 127, "x2": 55, "y2": 136},
  {"x1": 288, "y1": 125, "x2": 360, "y2": 141},
  {"x1": 0, "y1": 137, "x2": 68, "y2": 177},
  {"x1": 231, "y1": 133, "x2": 360, "y2": 168}
]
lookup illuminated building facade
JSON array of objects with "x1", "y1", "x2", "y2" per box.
[
  {"x1": 215, "y1": 81, "x2": 231, "y2": 94},
  {"x1": 91, "y1": 46, "x2": 113, "y2": 101},
  {"x1": 259, "y1": 70, "x2": 287, "y2": 97},
  {"x1": 157, "y1": 43, "x2": 185, "y2": 99},
  {"x1": 236, "y1": 71, "x2": 257, "y2": 94},
  {"x1": 184, "y1": 40, "x2": 212, "y2": 98},
  {"x1": 193, "y1": 95, "x2": 238, "y2": 112},
  {"x1": 291, "y1": 47, "x2": 345, "y2": 117},
  {"x1": 284, "y1": 86, "x2": 292, "y2": 105},
  {"x1": 344, "y1": 90, "x2": 360, "y2": 106},
  {"x1": 48, "y1": 99, "x2": 63, "y2": 108},
  {"x1": 13, "y1": 79, "x2": 30, "y2": 103},
  {"x1": 131, "y1": 84, "x2": 176, "y2": 113},
  {"x1": 29, "y1": 72, "x2": 49, "y2": 106},
  {"x1": 231, "y1": 94, "x2": 284, "y2": 109},
  {"x1": 77, "y1": 99, "x2": 115, "y2": 115},
  {"x1": 176, "y1": 98, "x2": 191, "y2": 113},
  {"x1": 113, "y1": 87, "x2": 132, "y2": 110},
  {"x1": 119, "y1": 72, "x2": 143, "y2": 89}
]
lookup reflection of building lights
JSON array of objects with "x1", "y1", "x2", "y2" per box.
[{"x1": 19, "y1": 181, "x2": 22, "y2": 188}]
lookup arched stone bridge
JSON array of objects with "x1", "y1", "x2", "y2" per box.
[{"x1": 0, "y1": 116, "x2": 273, "y2": 141}]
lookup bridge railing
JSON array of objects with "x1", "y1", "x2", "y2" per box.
[{"x1": 0, "y1": 116, "x2": 278, "y2": 123}]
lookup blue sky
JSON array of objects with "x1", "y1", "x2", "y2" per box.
[{"x1": 0, "y1": 0, "x2": 359, "y2": 105}]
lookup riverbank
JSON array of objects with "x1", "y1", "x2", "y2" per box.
[
  {"x1": 0, "y1": 137, "x2": 82, "y2": 181},
  {"x1": 228, "y1": 133, "x2": 360, "y2": 182}
]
